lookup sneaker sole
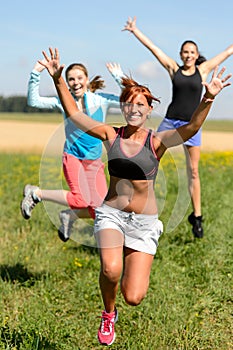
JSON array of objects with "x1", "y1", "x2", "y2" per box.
[
  {"x1": 192, "y1": 229, "x2": 204, "y2": 239},
  {"x1": 20, "y1": 199, "x2": 31, "y2": 220},
  {"x1": 57, "y1": 228, "x2": 69, "y2": 243},
  {"x1": 58, "y1": 211, "x2": 76, "y2": 242},
  {"x1": 20, "y1": 185, "x2": 34, "y2": 220},
  {"x1": 97, "y1": 332, "x2": 116, "y2": 346}
]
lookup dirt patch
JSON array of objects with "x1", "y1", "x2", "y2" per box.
[
  {"x1": 1, "y1": 120, "x2": 232, "y2": 154},
  {"x1": 0, "y1": 121, "x2": 65, "y2": 154}
]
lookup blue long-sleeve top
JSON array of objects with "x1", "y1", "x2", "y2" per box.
[{"x1": 27, "y1": 70, "x2": 123, "y2": 160}]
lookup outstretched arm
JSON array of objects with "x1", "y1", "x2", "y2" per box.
[
  {"x1": 27, "y1": 58, "x2": 62, "y2": 110},
  {"x1": 123, "y1": 16, "x2": 178, "y2": 78},
  {"x1": 200, "y1": 44, "x2": 233, "y2": 81},
  {"x1": 156, "y1": 66, "x2": 232, "y2": 157},
  {"x1": 39, "y1": 48, "x2": 115, "y2": 141}
]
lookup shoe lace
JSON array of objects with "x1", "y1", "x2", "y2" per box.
[
  {"x1": 100, "y1": 313, "x2": 114, "y2": 335},
  {"x1": 24, "y1": 194, "x2": 37, "y2": 209}
]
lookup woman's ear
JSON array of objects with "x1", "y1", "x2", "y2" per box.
[{"x1": 147, "y1": 106, "x2": 153, "y2": 119}]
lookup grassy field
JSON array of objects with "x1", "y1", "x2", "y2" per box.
[
  {"x1": 1, "y1": 112, "x2": 233, "y2": 132},
  {"x1": 0, "y1": 151, "x2": 232, "y2": 349}
]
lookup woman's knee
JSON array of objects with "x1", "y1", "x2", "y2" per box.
[
  {"x1": 187, "y1": 162, "x2": 199, "y2": 180},
  {"x1": 101, "y1": 261, "x2": 122, "y2": 283},
  {"x1": 191, "y1": 167, "x2": 199, "y2": 180},
  {"x1": 121, "y1": 281, "x2": 147, "y2": 306},
  {"x1": 121, "y1": 288, "x2": 146, "y2": 306}
]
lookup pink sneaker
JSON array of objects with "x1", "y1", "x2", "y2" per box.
[{"x1": 97, "y1": 308, "x2": 118, "y2": 346}]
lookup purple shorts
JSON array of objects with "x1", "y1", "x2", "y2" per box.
[{"x1": 157, "y1": 118, "x2": 202, "y2": 147}]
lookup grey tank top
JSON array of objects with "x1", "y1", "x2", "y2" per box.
[{"x1": 108, "y1": 127, "x2": 159, "y2": 181}]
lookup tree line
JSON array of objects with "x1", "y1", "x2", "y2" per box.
[{"x1": 0, "y1": 95, "x2": 59, "y2": 113}]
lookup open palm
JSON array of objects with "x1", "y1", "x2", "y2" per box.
[
  {"x1": 203, "y1": 66, "x2": 232, "y2": 97},
  {"x1": 38, "y1": 48, "x2": 64, "y2": 80}
]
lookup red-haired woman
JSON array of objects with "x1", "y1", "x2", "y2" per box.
[{"x1": 41, "y1": 47, "x2": 231, "y2": 346}]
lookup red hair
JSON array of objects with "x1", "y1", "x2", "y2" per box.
[{"x1": 120, "y1": 76, "x2": 160, "y2": 106}]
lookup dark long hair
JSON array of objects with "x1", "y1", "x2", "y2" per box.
[{"x1": 180, "y1": 40, "x2": 206, "y2": 65}]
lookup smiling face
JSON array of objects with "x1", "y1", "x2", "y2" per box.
[
  {"x1": 122, "y1": 93, "x2": 152, "y2": 127},
  {"x1": 66, "y1": 67, "x2": 89, "y2": 98},
  {"x1": 180, "y1": 42, "x2": 199, "y2": 68}
]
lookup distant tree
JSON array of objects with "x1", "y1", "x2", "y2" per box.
[{"x1": 0, "y1": 95, "x2": 59, "y2": 113}]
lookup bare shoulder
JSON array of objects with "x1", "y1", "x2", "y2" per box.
[
  {"x1": 168, "y1": 62, "x2": 179, "y2": 79},
  {"x1": 197, "y1": 64, "x2": 209, "y2": 81}
]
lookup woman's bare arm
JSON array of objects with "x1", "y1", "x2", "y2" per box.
[
  {"x1": 123, "y1": 16, "x2": 178, "y2": 78},
  {"x1": 155, "y1": 66, "x2": 232, "y2": 157}
]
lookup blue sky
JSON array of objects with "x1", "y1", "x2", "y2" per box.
[{"x1": 1, "y1": 0, "x2": 233, "y2": 119}]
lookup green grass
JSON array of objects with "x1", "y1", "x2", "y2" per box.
[
  {"x1": 0, "y1": 151, "x2": 232, "y2": 349},
  {"x1": 202, "y1": 119, "x2": 233, "y2": 132},
  {"x1": 1, "y1": 112, "x2": 233, "y2": 132}
]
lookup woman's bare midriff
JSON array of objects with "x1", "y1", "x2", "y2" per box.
[{"x1": 104, "y1": 176, "x2": 158, "y2": 214}]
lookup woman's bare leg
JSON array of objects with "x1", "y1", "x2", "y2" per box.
[{"x1": 121, "y1": 247, "x2": 154, "y2": 306}]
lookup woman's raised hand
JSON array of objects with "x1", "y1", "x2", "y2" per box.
[
  {"x1": 202, "y1": 66, "x2": 232, "y2": 99},
  {"x1": 38, "y1": 48, "x2": 65, "y2": 80},
  {"x1": 106, "y1": 62, "x2": 123, "y2": 76},
  {"x1": 33, "y1": 59, "x2": 47, "y2": 73},
  {"x1": 122, "y1": 16, "x2": 137, "y2": 32}
]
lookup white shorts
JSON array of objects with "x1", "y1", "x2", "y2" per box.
[{"x1": 94, "y1": 204, "x2": 163, "y2": 255}]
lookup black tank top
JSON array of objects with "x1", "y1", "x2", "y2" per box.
[
  {"x1": 108, "y1": 127, "x2": 159, "y2": 181},
  {"x1": 166, "y1": 67, "x2": 202, "y2": 121}
]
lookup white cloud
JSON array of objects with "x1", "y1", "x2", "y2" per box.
[{"x1": 134, "y1": 61, "x2": 165, "y2": 80}]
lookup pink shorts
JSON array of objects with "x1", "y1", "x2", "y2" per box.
[{"x1": 63, "y1": 153, "x2": 108, "y2": 218}]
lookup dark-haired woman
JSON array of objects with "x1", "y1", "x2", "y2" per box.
[{"x1": 123, "y1": 16, "x2": 233, "y2": 238}]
